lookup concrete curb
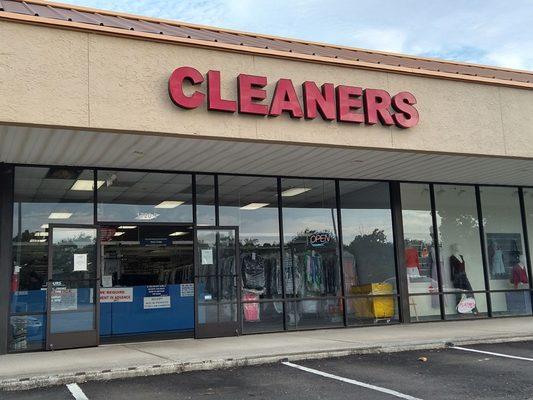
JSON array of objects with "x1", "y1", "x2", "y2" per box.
[{"x1": 2, "y1": 333, "x2": 533, "y2": 391}]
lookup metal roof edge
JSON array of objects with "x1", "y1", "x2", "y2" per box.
[
  {"x1": 0, "y1": 8, "x2": 532, "y2": 90},
  {"x1": 19, "y1": 0, "x2": 533, "y2": 77}
]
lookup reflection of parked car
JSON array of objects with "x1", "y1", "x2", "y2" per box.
[{"x1": 10, "y1": 316, "x2": 43, "y2": 348}]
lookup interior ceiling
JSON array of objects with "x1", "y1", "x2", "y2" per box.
[{"x1": 1, "y1": 125, "x2": 533, "y2": 186}]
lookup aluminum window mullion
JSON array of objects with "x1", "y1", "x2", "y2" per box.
[
  {"x1": 276, "y1": 177, "x2": 287, "y2": 331},
  {"x1": 335, "y1": 179, "x2": 348, "y2": 327},
  {"x1": 476, "y1": 186, "x2": 493, "y2": 317},
  {"x1": 429, "y1": 184, "x2": 446, "y2": 320},
  {"x1": 517, "y1": 187, "x2": 533, "y2": 316}
]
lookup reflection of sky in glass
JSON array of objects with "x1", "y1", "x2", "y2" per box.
[
  {"x1": 97, "y1": 203, "x2": 192, "y2": 223},
  {"x1": 15, "y1": 202, "x2": 93, "y2": 235},
  {"x1": 283, "y1": 208, "x2": 337, "y2": 239},
  {"x1": 220, "y1": 206, "x2": 279, "y2": 245},
  {"x1": 341, "y1": 209, "x2": 393, "y2": 241}
]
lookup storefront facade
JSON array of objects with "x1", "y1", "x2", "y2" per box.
[{"x1": 1, "y1": 0, "x2": 533, "y2": 354}]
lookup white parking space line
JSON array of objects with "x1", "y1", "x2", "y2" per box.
[
  {"x1": 66, "y1": 383, "x2": 89, "y2": 400},
  {"x1": 451, "y1": 346, "x2": 533, "y2": 362},
  {"x1": 282, "y1": 361, "x2": 423, "y2": 400}
]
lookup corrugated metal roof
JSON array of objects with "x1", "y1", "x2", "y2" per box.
[{"x1": 1, "y1": 0, "x2": 533, "y2": 85}]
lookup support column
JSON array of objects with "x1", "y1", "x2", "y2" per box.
[
  {"x1": 0, "y1": 165, "x2": 14, "y2": 354},
  {"x1": 390, "y1": 182, "x2": 410, "y2": 323}
]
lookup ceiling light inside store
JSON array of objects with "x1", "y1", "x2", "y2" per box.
[
  {"x1": 30, "y1": 239, "x2": 47, "y2": 243},
  {"x1": 169, "y1": 231, "x2": 187, "y2": 237},
  {"x1": 34, "y1": 232, "x2": 48, "y2": 237},
  {"x1": 48, "y1": 212, "x2": 73, "y2": 219},
  {"x1": 281, "y1": 188, "x2": 311, "y2": 197},
  {"x1": 118, "y1": 226, "x2": 137, "y2": 229},
  {"x1": 240, "y1": 203, "x2": 269, "y2": 210},
  {"x1": 114, "y1": 232, "x2": 125, "y2": 237},
  {"x1": 154, "y1": 201, "x2": 185, "y2": 209},
  {"x1": 40, "y1": 224, "x2": 49, "y2": 229},
  {"x1": 70, "y1": 179, "x2": 105, "y2": 191}
]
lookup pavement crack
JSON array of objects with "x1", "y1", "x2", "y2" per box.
[{"x1": 122, "y1": 345, "x2": 175, "y2": 362}]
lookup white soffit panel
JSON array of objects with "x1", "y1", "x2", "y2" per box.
[{"x1": 0, "y1": 125, "x2": 533, "y2": 186}]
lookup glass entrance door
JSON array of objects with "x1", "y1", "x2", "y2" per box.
[
  {"x1": 46, "y1": 225, "x2": 99, "y2": 350},
  {"x1": 195, "y1": 227, "x2": 240, "y2": 338}
]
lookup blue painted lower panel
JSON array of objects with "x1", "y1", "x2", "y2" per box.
[{"x1": 99, "y1": 284, "x2": 194, "y2": 337}]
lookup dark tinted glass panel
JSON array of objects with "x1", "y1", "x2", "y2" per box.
[
  {"x1": 11, "y1": 167, "x2": 94, "y2": 328},
  {"x1": 340, "y1": 181, "x2": 395, "y2": 288},
  {"x1": 219, "y1": 176, "x2": 281, "y2": 302},
  {"x1": 400, "y1": 183, "x2": 441, "y2": 321},
  {"x1": 196, "y1": 174, "x2": 216, "y2": 226},
  {"x1": 286, "y1": 299, "x2": 343, "y2": 329},
  {"x1": 242, "y1": 301, "x2": 284, "y2": 333},
  {"x1": 282, "y1": 179, "x2": 341, "y2": 299},
  {"x1": 97, "y1": 171, "x2": 192, "y2": 223},
  {"x1": 9, "y1": 314, "x2": 46, "y2": 352},
  {"x1": 480, "y1": 187, "x2": 529, "y2": 317},
  {"x1": 490, "y1": 291, "x2": 532, "y2": 316},
  {"x1": 434, "y1": 185, "x2": 487, "y2": 318}
]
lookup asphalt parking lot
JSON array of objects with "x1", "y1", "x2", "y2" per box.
[{"x1": 3, "y1": 341, "x2": 533, "y2": 400}]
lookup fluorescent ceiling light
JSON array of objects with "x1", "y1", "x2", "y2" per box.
[
  {"x1": 40, "y1": 224, "x2": 49, "y2": 229},
  {"x1": 169, "y1": 231, "x2": 187, "y2": 237},
  {"x1": 240, "y1": 203, "x2": 270, "y2": 210},
  {"x1": 114, "y1": 232, "x2": 125, "y2": 237},
  {"x1": 48, "y1": 212, "x2": 73, "y2": 219},
  {"x1": 281, "y1": 188, "x2": 311, "y2": 197},
  {"x1": 30, "y1": 239, "x2": 46, "y2": 243},
  {"x1": 34, "y1": 232, "x2": 48, "y2": 237},
  {"x1": 154, "y1": 200, "x2": 185, "y2": 209},
  {"x1": 118, "y1": 226, "x2": 137, "y2": 229},
  {"x1": 70, "y1": 179, "x2": 105, "y2": 191}
]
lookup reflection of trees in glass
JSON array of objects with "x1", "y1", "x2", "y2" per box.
[
  {"x1": 345, "y1": 229, "x2": 394, "y2": 283},
  {"x1": 437, "y1": 209, "x2": 479, "y2": 246},
  {"x1": 53, "y1": 233, "x2": 96, "y2": 278}
]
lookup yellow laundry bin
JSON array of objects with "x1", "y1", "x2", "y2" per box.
[{"x1": 351, "y1": 283, "x2": 395, "y2": 319}]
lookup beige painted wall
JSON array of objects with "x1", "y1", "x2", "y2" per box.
[{"x1": 1, "y1": 20, "x2": 532, "y2": 158}]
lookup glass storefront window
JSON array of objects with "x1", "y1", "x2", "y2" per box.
[
  {"x1": 400, "y1": 183, "x2": 441, "y2": 322},
  {"x1": 339, "y1": 181, "x2": 398, "y2": 325},
  {"x1": 97, "y1": 171, "x2": 192, "y2": 223},
  {"x1": 100, "y1": 225, "x2": 194, "y2": 337},
  {"x1": 434, "y1": 185, "x2": 487, "y2": 319},
  {"x1": 196, "y1": 174, "x2": 216, "y2": 226},
  {"x1": 218, "y1": 175, "x2": 282, "y2": 333},
  {"x1": 282, "y1": 178, "x2": 342, "y2": 328},
  {"x1": 480, "y1": 186, "x2": 530, "y2": 316},
  {"x1": 10, "y1": 167, "x2": 95, "y2": 351}
]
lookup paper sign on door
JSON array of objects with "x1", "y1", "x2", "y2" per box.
[
  {"x1": 201, "y1": 249, "x2": 213, "y2": 265},
  {"x1": 73, "y1": 254, "x2": 88, "y2": 271}
]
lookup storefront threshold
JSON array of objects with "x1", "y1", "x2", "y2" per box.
[{"x1": 100, "y1": 330, "x2": 194, "y2": 345}]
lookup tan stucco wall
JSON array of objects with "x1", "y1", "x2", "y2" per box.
[{"x1": 1, "y1": 20, "x2": 532, "y2": 158}]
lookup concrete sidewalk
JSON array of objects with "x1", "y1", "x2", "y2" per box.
[{"x1": 1, "y1": 317, "x2": 533, "y2": 390}]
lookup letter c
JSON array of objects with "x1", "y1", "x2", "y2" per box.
[{"x1": 168, "y1": 66, "x2": 205, "y2": 109}]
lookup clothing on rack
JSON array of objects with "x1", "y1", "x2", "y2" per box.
[
  {"x1": 241, "y1": 253, "x2": 266, "y2": 293},
  {"x1": 491, "y1": 249, "x2": 506, "y2": 275},
  {"x1": 511, "y1": 263, "x2": 528, "y2": 288}
]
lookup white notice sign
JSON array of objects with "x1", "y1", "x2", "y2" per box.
[
  {"x1": 73, "y1": 253, "x2": 88, "y2": 271},
  {"x1": 201, "y1": 249, "x2": 213, "y2": 265},
  {"x1": 100, "y1": 288, "x2": 133, "y2": 303},
  {"x1": 102, "y1": 275, "x2": 113, "y2": 288},
  {"x1": 180, "y1": 283, "x2": 194, "y2": 297},
  {"x1": 144, "y1": 296, "x2": 171, "y2": 309}
]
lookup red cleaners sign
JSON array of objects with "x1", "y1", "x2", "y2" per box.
[{"x1": 168, "y1": 66, "x2": 419, "y2": 129}]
